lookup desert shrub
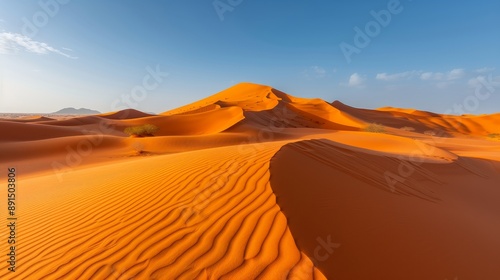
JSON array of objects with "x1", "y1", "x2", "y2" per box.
[
  {"x1": 362, "y1": 123, "x2": 386, "y2": 133},
  {"x1": 487, "y1": 133, "x2": 500, "y2": 140},
  {"x1": 400, "y1": 126, "x2": 415, "y2": 132},
  {"x1": 124, "y1": 124, "x2": 159, "y2": 137}
]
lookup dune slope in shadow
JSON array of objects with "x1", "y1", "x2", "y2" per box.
[{"x1": 270, "y1": 139, "x2": 500, "y2": 280}]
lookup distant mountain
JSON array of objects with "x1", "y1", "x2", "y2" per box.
[{"x1": 51, "y1": 107, "x2": 101, "y2": 115}]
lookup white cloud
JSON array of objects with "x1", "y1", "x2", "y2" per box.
[
  {"x1": 419, "y1": 72, "x2": 429, "y2": 80},
  {"x1": 447, "y1": 68, "x2": 465, "y2": 80},
  {"x1": 420, "y1": 72, "x2": 437, "y2": 80},
  {"x1": 420, "y1": 68, "x2": 465, "y2": 81},
  {"x1": 376, "y1": 71, "x2": 420, "y2": 81},
  {"x1": 0, "y1": 32, "x2": 77, "y2": 59},
  {"x1": 348, "y1": 73, "x2": 365, "y2": 87},
  {"x1": 475, "y1": 67, "x2": 495, "y2": 73}
]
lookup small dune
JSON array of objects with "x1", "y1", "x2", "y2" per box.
[
  {"x1": 99, "y1": 109, "x2": 155, "y2": 119},
  {"x1": 0, "y1": 121, "x2": 86, "y2": 142},
  {"x1": 116, "y1": 106, "x2": 245, "y2": 136},
  {"x1": 1, "y1": 116, "x2": 55, "y2": 122}
]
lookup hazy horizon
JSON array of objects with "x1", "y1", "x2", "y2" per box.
[{"x1": 1, "y1": 81, "x2": 500, "y2": 116}]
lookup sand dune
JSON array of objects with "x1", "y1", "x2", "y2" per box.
[
  {"x1": 115, "y1": 106, "x2": 245, "y2": 136},
  {"x1": 4, "y1": 116, "x2": 55, "y2": 122},
  {"x1": 175, "y1": 104, "x2": 222, "y2": 115},
  {"x1": 333, "y1": 100, "x2": 500, "y2": 136},
  {"x1": 99, "y1": 109, "x2": 155, "y2": 119},
  {"x1": 1, "y1": 82, "x2": 499, "y2": 279},
  {"x1": 0, "y1": 142, "x2": 325, "y2": 279},
  {"x1": 0, "y1": 121, "x2": 86, "y2": 142},
  {"x1": 377, "y1": 105, "x2": 441, "y2": 117},
  {"x1": 161, "y1": 83, "x2": 279, "y2": 115},
  {"x1": 270, "y1": 139, "x2": 500, "y2": 279}
]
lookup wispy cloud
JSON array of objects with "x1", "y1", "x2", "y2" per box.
[
  {"x1": 347, "y1": 68, "x2": 488, "y2": 89},
  {"x1": 303, "y1": 66, "x2": 327, "y2": 79},
  {"x1": 348, "y1": 73, "x2": 365, "y2": 87},
  {"x1": 475, "y1": 67, "x2": 495, "y2": 73},
  {"x1": 376, "y1": 70, "x2": 421, "y2": 81},
  {"x1": 420, "y1": 72, "x2": 442, "y2": 80},
  {"x1": 0, "y1": 32, "x2": 77, "y2": 59},
  {"x1": 420, "y1": 68, "x2": 465, "y2": 81}
]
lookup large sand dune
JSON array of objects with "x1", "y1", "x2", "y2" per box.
[
  {"x1": 1, "y1": 83, "x2": 499, "y2": 279},
  {"x1": 270, "y1": 139, "x2": 500, "y2": 279}
]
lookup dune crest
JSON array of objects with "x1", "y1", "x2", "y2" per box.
[{"x1": 99, "y1": 109, "x2": 155, "y2": 119}]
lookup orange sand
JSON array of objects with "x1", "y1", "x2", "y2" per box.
[{"x1": 0, "y1": 83, "x2": 499, "y2": 279}]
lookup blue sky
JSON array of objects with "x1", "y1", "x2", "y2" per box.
[{"x1": 0, "y1": 0, "x2": 499, "y2": 114}]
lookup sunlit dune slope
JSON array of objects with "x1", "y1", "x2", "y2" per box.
[
  {"x1": 333, "y1": 100, "x2": 500, "y2": 136},
  {"x1": 377, "y1": 106, "x2": 441, "y2": 117},
  {"x1": 162, "y1": 83, "x2": 364, "y2": 130},
  {"x1": 315, "y1": 131, "x2": 458, "y2": 162},
  {"x1": 175, "y1": 104, "x2": 222, "y2": 115},
  {"x1": 270, "y1": 139, "x2": 500, "y2": 280},
  {"x1": 161, "y1": 83, "x2": 278, "y2": 115},
  {"x1": 0, "y1": 141, "x2": 326, "y2": 280},
  {"x1": 114, "y1": 106, "x2": 245, "y2": 136}
]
